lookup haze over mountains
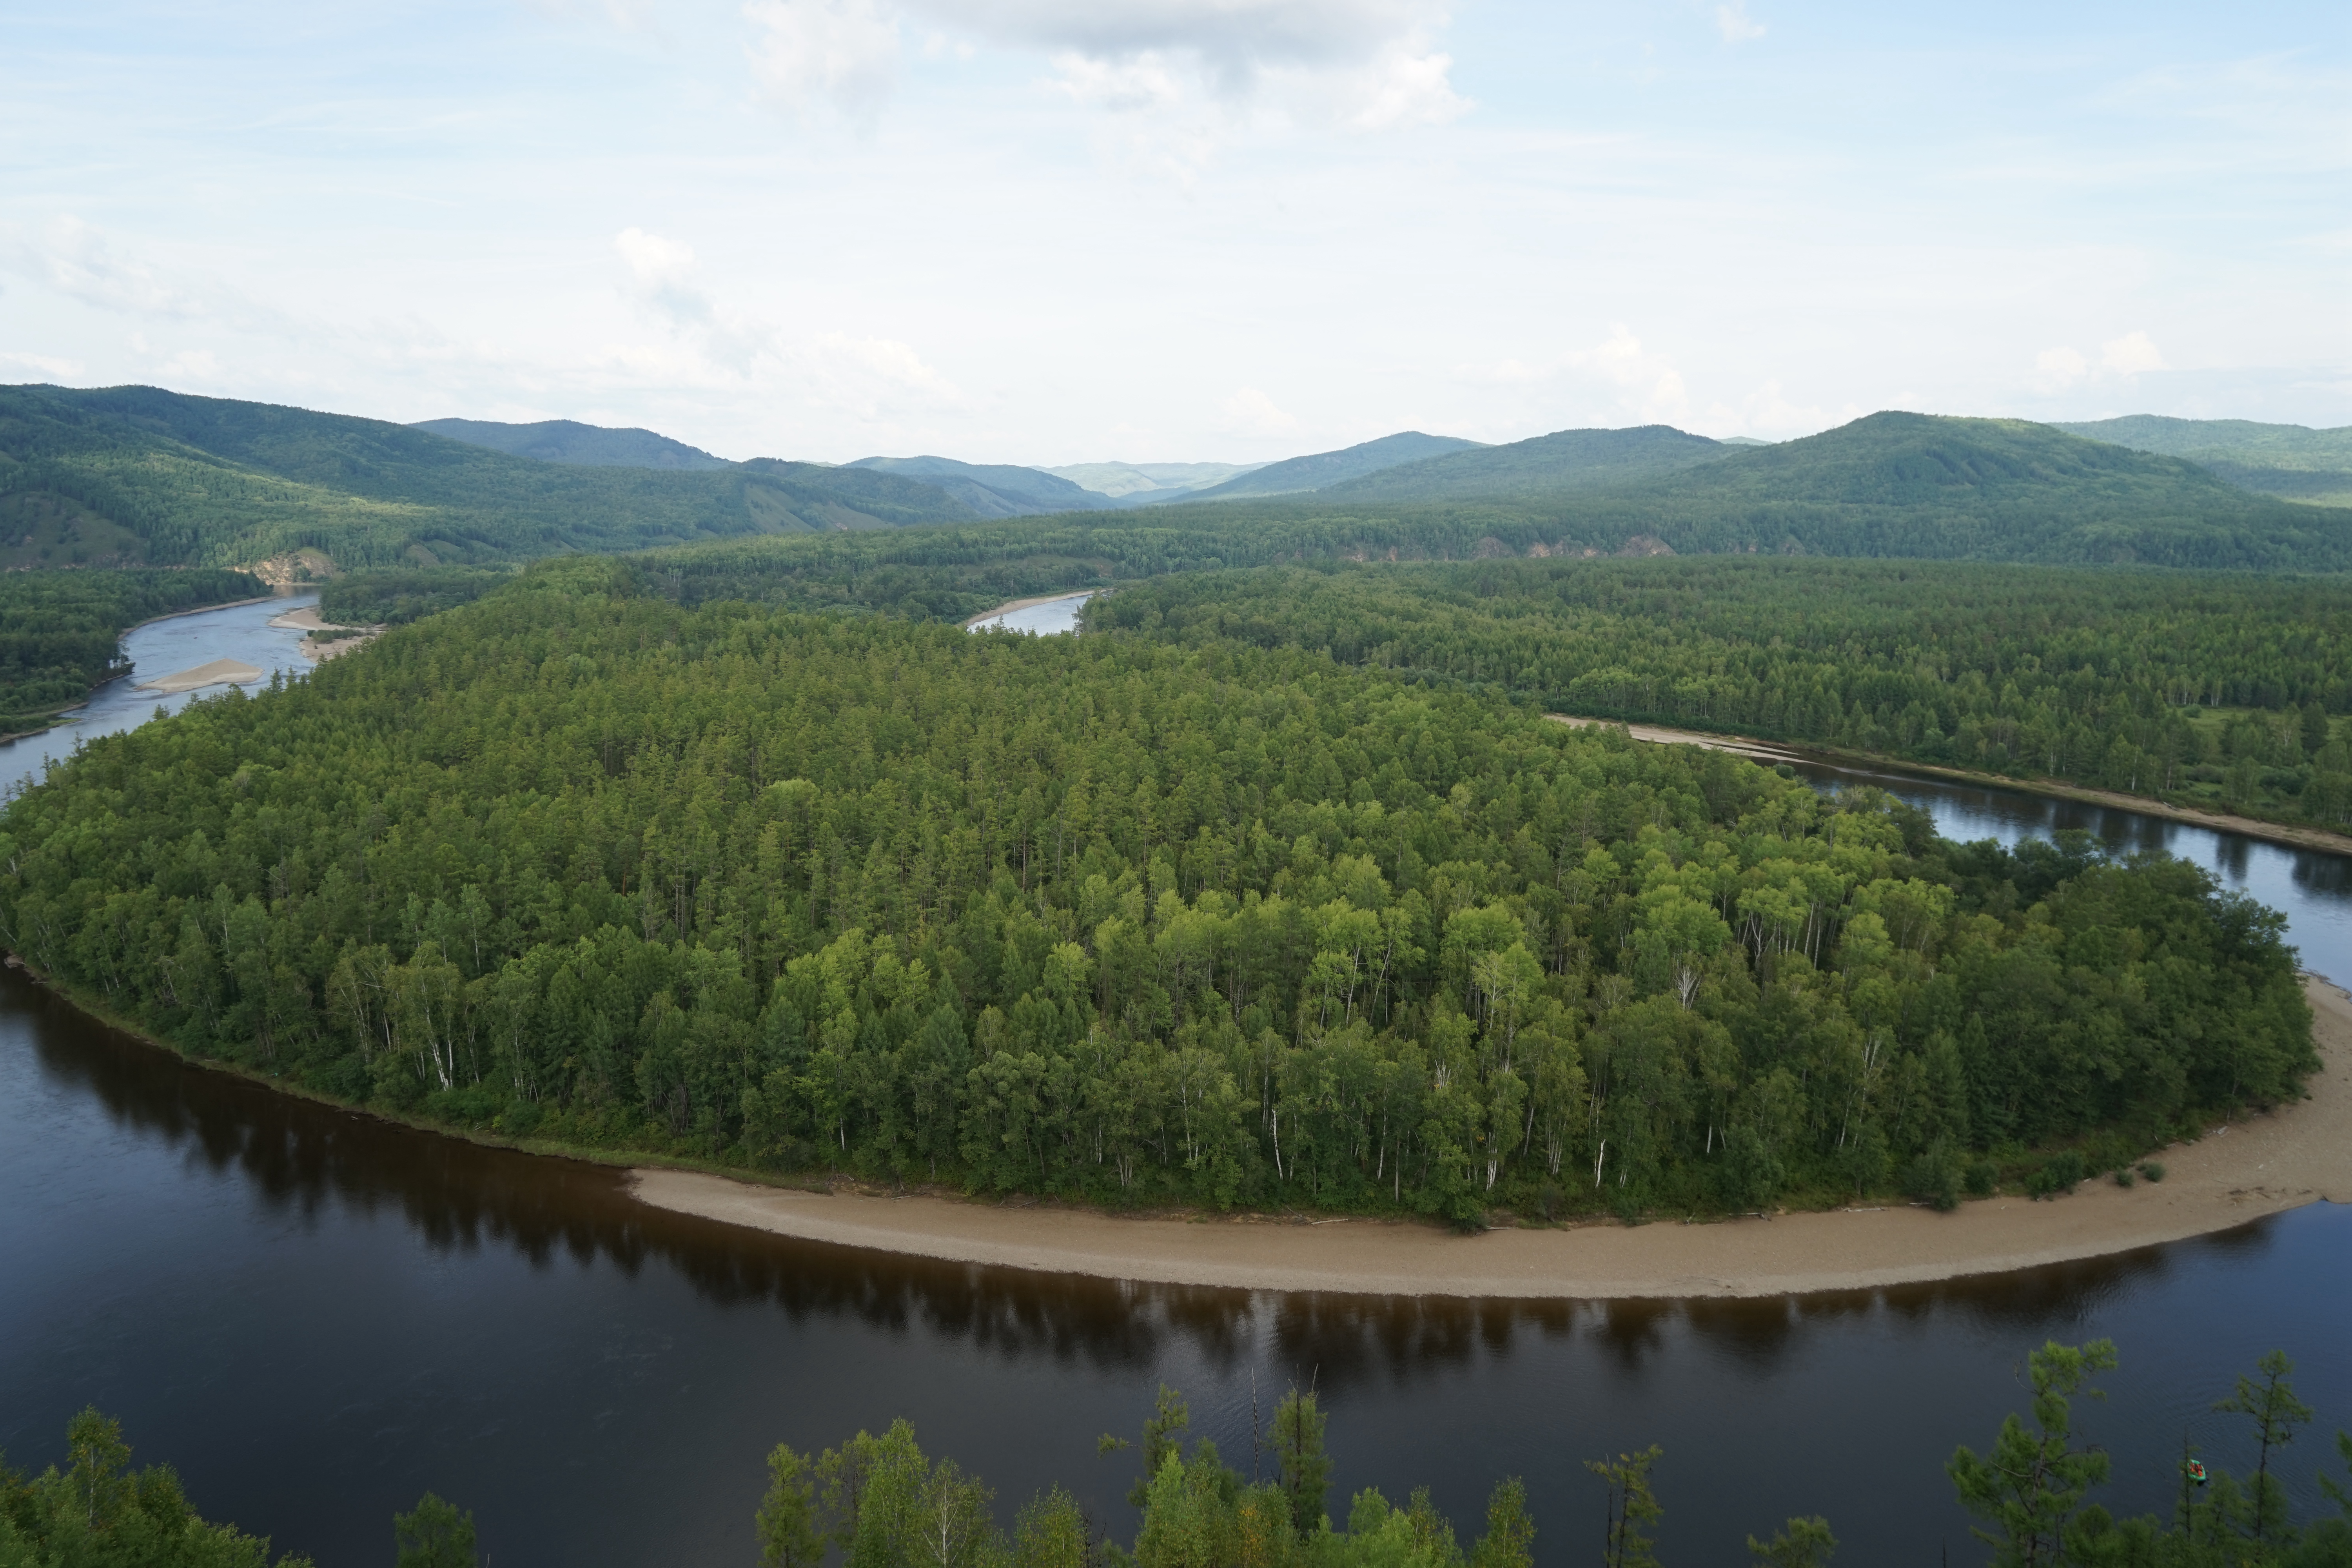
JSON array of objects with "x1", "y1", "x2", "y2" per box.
[{"x1": 6, "y1": 381, "x2": 2350, "y2": 579}]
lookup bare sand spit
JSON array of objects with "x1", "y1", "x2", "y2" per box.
[
  {"x1": 136, "y1": 658, "x2": 263, "y2": 695},
  {"x1": 269, "y1": 606, "x2": 381, "y2": 662},
  {"x1": 963, "y1": 591, "x2": 1098, "y2": 629},
  {"x1": 1550, "y1": 715, "x2": 2352, "y2": 858},
  {"x1": 631, "y1": 978, "x2": 2350, "y2": 1301}
]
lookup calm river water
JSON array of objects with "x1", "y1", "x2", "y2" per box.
[{"x1": 1, "y1": 601, "x2": 2347, "y2": 1566}]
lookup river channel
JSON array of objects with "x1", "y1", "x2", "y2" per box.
[{"x1": 1, "y1": 599, "x2": 2347, "y2": 1565}]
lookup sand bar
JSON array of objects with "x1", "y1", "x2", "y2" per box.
[
  {"x1": 1550, "y1": 715, "x2": 2352, "y2": 858},
  {"x1": 964, "y1": 590, "x2": 1099, "y2": 629},
  {"x1": 633, "y1": 981, "x2": 2350, "y2": 1301},
  {"x1": 136, "y1": 658, "x2": 264, "y2": 695}
]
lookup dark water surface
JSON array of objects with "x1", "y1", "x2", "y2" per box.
[
  {"x1": 4, "y1": 965, "x2": 2347, "y2": 1568},
  {"x1": 4, "y1": 642, "x2": 2350, "y2": 1563}
]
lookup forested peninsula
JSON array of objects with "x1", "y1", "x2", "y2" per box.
[{"x1": 0, "y1": 560, "x2": 2315, "y2": 1225}]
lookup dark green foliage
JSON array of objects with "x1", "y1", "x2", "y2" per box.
[
  {"x1": 1948, "y1": 1338, "x2": 2119, "y2": 1567},
  {"x1": 0, "y1": 567, "x2": 266, "y2": 731},
  {"x1": 0, "y1": 562, "x2": 2315, "y2": 1221},
  {"x1": 0, "y1": 384, "x2": 975, "y2": 572},
  {"x1": 317, "y1": 568, "x2": 509, "y2": 627},
  {"x1": 0, "y1": 1407, "x2": 312, "y2": 1566},
  {"x1": 1588, "y1": 1447, "x2": 1664, "y2": 1568},
  {"x1": 1093, "y1": 557, "x2": 2352, "y2": 831},
  {"x1": 2027, "y1": 1152, "x2": 2088, "y2": 1198},
  {"x1": 391, "y1": 1494, "x2": 476, "y2": 1568}
]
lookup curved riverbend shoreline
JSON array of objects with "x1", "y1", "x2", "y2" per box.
[
  {"x1": 1549, "y1": 715, "x2": 2352, "y2": 858},
  {"x1": 631, "y1": 976, "x2": 2351, "y2": 1301},
  {"x1": 962, "y1": 589, "x2": 1100, "y2": 628}
]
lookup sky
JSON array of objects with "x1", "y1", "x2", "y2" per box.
[{"x1": 2, "y1": 0, "x2": 2347, "y2": 465}]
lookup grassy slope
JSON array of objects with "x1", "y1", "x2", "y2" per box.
[{"x1": 0, "y1": 385, "x2": 977, "y2": 570}]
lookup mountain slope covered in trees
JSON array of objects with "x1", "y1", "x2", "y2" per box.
[
  {"x1": 1320, "y1": 424, "x2": 1732, "y2": 502},
  {"x1": 0, "y1": 559, "x2": 2313, "y2": 1223},
  {"x1": 1179, "y1": 432, "x2": 1486, "y2": 501},
  {"x1": 411, "y1": 416, "x2": 733, "y2": 470},
  {"x1": 2058, "y1": 415, "x2": 2352, "y2": 508},
  {"x1": 848, "y1": 455, "x2": 1110, "y2": 516},
  {"x1": 0, "y1": 385, "x2": 977, "y2": 570}
]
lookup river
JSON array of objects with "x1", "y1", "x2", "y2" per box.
[
  {"x1": 0, "y1": 594, "x2": 321, "y2": 800},
  {"x1": 1, "y1": 603, "x2": 2347, "y2": 1565}
]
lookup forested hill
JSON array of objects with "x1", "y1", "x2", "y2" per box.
[
  {"x1": 410, "y1": 416, "x2": 732, "y2": 470},
  {"x1": 1178, "y1": 432, "x2": 1486, "y2": 501},
  {"x1": 0, "y1": 558, "x2": 2314, "y2": 1222},
  {"x1": 847, "y1": 455, "x2": 1110, "y2": 517},
  {"x1": 2057, "y1": 415, "x2": 2352, "y2": 508},
  {"x1": 0, "y1": 384, "x2": 978, "y2": 570},
  {"x1": 1320, "y1": 424, "x2": 1731, "y2": 502}
]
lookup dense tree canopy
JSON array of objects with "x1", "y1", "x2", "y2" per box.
[
  {"x1": 0, "y1": 561, "x2": 2312, "y2": 1221},
  {"x1": 1096, "y1": 559, "x2": 2352, "y2": 833}
]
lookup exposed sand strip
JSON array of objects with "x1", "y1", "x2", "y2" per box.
[
  {"x1": 136, "y1": 658, "x2": 264, "y2": 694},
  {"x1": 963, "y1": 590, "x2": 1100, "y2": 629},
  {"x1": 632, "y1": 982, "x2": 2350, "y2": 1300},
  {"x1": 1549, "y1": 715, "x2": 2352, "y2": 858}
]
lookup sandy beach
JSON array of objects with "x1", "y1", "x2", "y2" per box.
[
  {"x1": 631, "y1": 980, "x2": 2350, "y2": 1301},
  {"x1": 269, "y1": 605, "x2": 381, "y2": 662},
  {"x1": 1550, "y1": 715, "x2": 2352, "y2": 858},
  {"x1": 136, "y1": 657, "x2": 264, "y2": 694},
  {"x1": 963, "y1": 590, "x2": 1100, "y2": 629}
]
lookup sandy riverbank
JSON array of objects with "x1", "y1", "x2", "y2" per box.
[
  {"x1": 268, "y1": 605, "x2": 382, "y2": 662},
  {"x1": 136, "y1": 657, "x2": 265, "y2": 695},
  {"x1": 631, "y1": 980, "x2": 2351, "y2": 1301},
  {"x1": 1550, "y1": 715, "x2": 2352, "y2": 858},
  {"x1": 963, "y1": 590, "x2": 1100, "y2": 629}
]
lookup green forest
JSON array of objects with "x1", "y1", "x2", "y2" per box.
[
  {"x1": 1092, "y1": 559, "x2": 2352, "y2": 833},
  {"x1": 0, "y1": 567, "x2": 266, "y2": 735},
  {"x1": 8, "y1": 1342, "x2": 2350, "y2": 1567},
  {"x1": 0, "y1": 385, "x2": 972, "y2": 572},
  {"x1": 0, "y1": 561, "x2": 2315, "y2": 1223}
]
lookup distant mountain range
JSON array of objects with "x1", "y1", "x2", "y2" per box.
[
  {"x1": 7, "y1": 383, "x2": 2346, "y2": 577},
  {"x1": 1174, "y1": 432, "x2": 1486, "y2": 501},
  {"x1": 2057, "y1": 415, "x2": 2352, "y2": 508},
  {"x1": 410, "y1": 417, "x2": 731, "y2": 470}
]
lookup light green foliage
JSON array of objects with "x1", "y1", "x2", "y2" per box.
[
  {"x1": 0, "y1": 1408, "x2": 312, "y2": 1568},
  {"x1": 1587, "y1": 1447, "x2": 1664, "y2": 1568},
  {"x1": 1271, "y1": 1391, "x2": 1332, "y2": 1537},
  {"x1": 1948, "y1": 1339, "x2": 2119, "y2": 1568},
  {"x1": 392, "y1": 1493, "x2": 476, "y2": 1568},
  {"x1": 759, "y1": 1446, "x2": 825, "y2": 1568},
  {"x1": 0, "y1": 566, "x2": 2316, "y2": 1222},
  {"x1": 1748, "y1": 1516, "x2": 1837, "y2": 1568}
]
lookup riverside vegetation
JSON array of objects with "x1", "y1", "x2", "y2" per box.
[
  {"x1": 0, "y1": 567, "x2": 264, "y2": 736},
  {"x1": 1093, "y1": 559, "x2": 2352, "y2": 835},
  {"x1": 0, "y1": 559, "x2": 2317, "y2": 1223},
  {"x1": 7, "y1": 1343, "x2": 2349, "y2": 1567}
]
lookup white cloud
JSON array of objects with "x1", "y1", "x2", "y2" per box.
[
  {"x1": 1221, "y1": 386, "x2": 1299, "y2": 436},
  {"x1": 2100, "y1": 329, "x2": 2167, "y2": 375},
  {"x1": 1570, "y1": 325, "x2": 1690, "y2": 423},
  {"x1": 0, "y1": 350, "x2": 81, "y2": 379},
  {"x1": 744, "y1": 0, "x2": 901, "y2": 120},
  {"x1": 1715, "y1": 1, "x2": 1765, "y2": 44},
  {"x1": 13, "y1": 217, "x2": 202, "y2": 319},
  {"x1": 2031, "y1": 345, "x2": 2089, "y2": 393}
]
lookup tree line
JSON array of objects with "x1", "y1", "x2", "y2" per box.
[
  {"x1": 0, "y1": 559, "x2": 2315, "y2": 1224},
  {"x1": 8, "y1": 1342, "x2": 2349, "y2": 1566},
  {"x1": 1090, "y1": 559, "x2": 2352, "y2": 833},
  {"x1": 0, "y1": 567, "x2": 265, "y2": 734}
]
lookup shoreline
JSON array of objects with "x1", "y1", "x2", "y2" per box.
[
  {"x1": 0, "y1": 592, "x2": 298, "y2": 742},
  {"x1": 962, "y1": 589, "x2": 1101, "y2": 628},
  {"x1": 629, "y1": 976, "x2": 2352, "y2": 1301},
  {"x1": 1550, "y1": 715, "x2": 2352, "y2": 858}
]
